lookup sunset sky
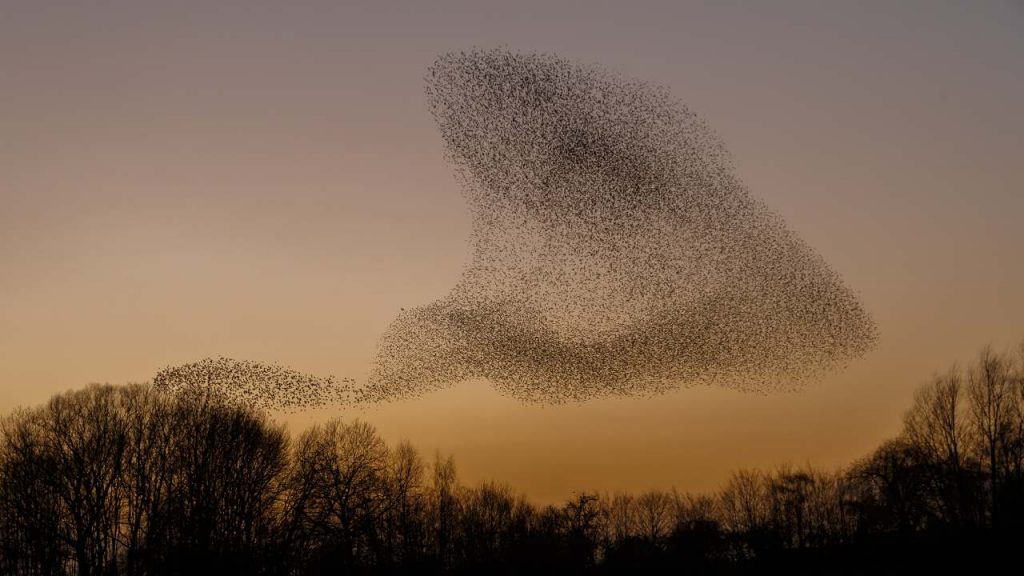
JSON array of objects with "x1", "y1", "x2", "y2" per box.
[{"x1": 2, "y1": 0, "x2": 1022, "y2": 503}]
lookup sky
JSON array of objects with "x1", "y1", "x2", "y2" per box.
[{"x1": 1, "y1": 0, "x2": 1022, "y2": 503}]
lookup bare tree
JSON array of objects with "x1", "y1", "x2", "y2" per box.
[
  {"x1": 602, "y1": 492, "x2": 637, "y2": 544},
  {"x1": 672, "y1": 491, "x2": 717, "y2": 529},
  {"x1": 381, "y1": 440, "x2": 427, "y2": 567},
  {"x1": 38, "y1": 386, "x2": 127, "y2": 576},
  {"x1": 283, "y1": 419, "x2": 390, "y2": 570},
  {"x1": 115, "y1": 384, "x2": 182, "y2": 574},
  {"x1": 429, "y1": 452, "x2": 458, "y2": 570},
  {"x1": 454, "y1": 482, "x2": 533, "y2": 569},
  {"x1": 562, "y1": 492, "x2": 604, "y2": 568},
  {"x1": 634, "y1": 490, "x2": 674, "y2": 544},
  {"x1": 903, "y1": 368, "x2": 973, "y2": 525},
  {"x1": 0, "y1": 407, "x2": 66, "y2": 575},
  {"x1": 967, "y1": 347, "x2": 1015, "y2": 527},
  {"x1": 719, "y1": 469, "x2": 769, "y2": 535}
]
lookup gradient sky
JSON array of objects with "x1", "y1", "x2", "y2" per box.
[{"x1": 2, "y1": 0, "x2": 1022, "y2": 503}]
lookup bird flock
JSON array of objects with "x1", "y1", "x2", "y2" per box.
[
  {"x1": 152, "y1": 358, "x2": 357, "y2": 411},
  {"x1": 365, "y1": 49, "x2": 876, "y2": 403},
  {"x1": 154, "y1": 49, "x2": 877, "y2": 409}
]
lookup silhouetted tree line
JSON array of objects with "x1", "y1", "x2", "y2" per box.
[{"x1": 1, "y1": 341, "x2": 1023, "y2": 575}]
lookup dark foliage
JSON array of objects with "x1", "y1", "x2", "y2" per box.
[{"x1": 1, "y1": 341, "x2": 1022, "y2": 575}]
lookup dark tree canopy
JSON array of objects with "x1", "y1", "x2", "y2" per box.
[{"x1": 2, "y1": 338, "x2": 1023, "y2": 575}]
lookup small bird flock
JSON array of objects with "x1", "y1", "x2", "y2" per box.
[
  {"x1": 152, "y1": 358, "x2": 357, "y2": 411},
  {"x1": 153, "y1": 49, "x2": 877, "y2": 410}
]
